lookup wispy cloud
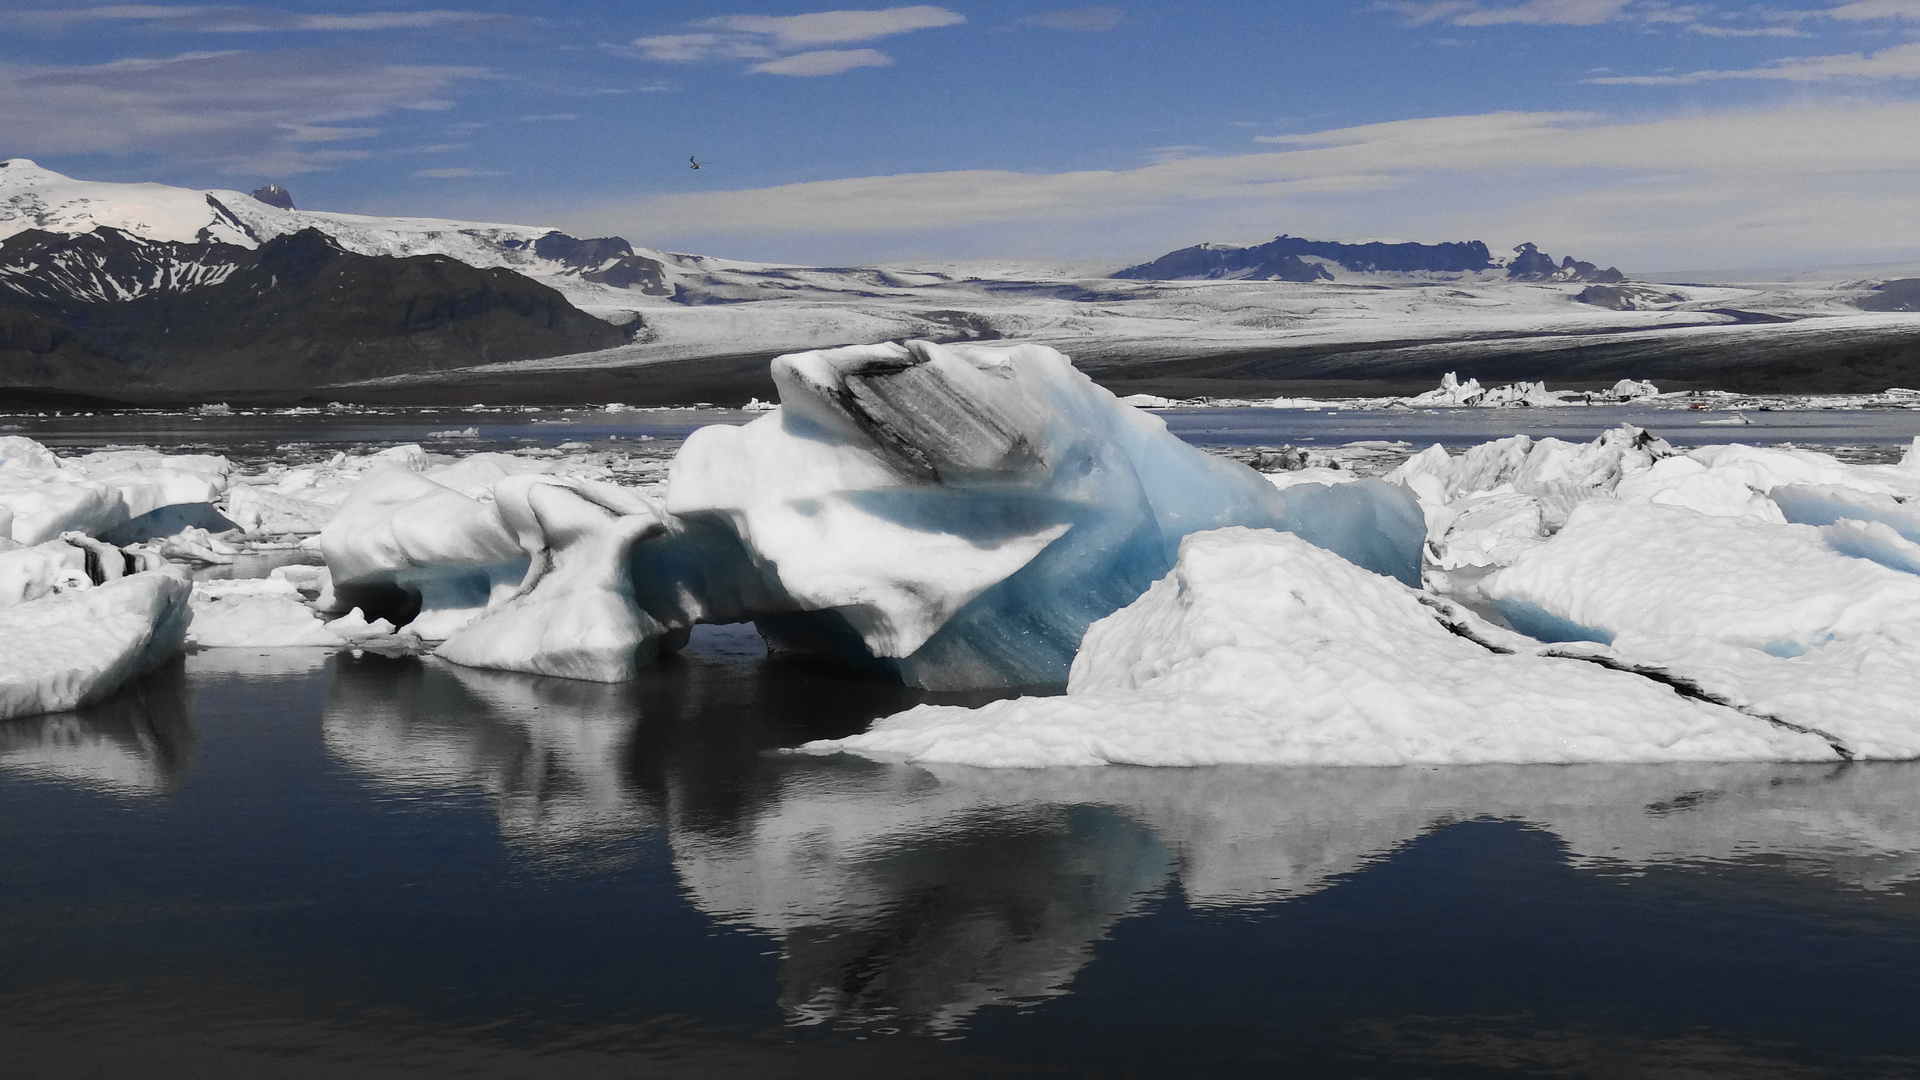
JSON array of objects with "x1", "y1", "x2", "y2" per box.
[
  {"x1": 413, "y1": 167, "x2": 502, "y2": 178},
  {"x1": 1590, "y1": 39, "x2": 1920, "y2": 82},
  {"x1": 1824, "y1": 0, "x2": 1920, "y2": 20},
  {"x1": 6, "y1": 6, "x2": 513, "y2": 32},
  {"x1": 0, "y1": 49, "x2": 487, "y2": 174},
  {"x1": 1015, "y1": 7, "x2": 1128, "y2": 31},
  {"x1": 1386, "y1": 0, "x2": 1632, "y2": 26},
  {"x1": 631, "y1": 5, "x2": 963, "y2": 75},
  {"x1": 518, "y1": 113, "x2": 578, "y2": 122},
  {"x1": 748, "y1": 49, "x2": 894, "y2": 76},
  {"x1": 555, "y1": 103, "x2": 1920, "y2": 269}
]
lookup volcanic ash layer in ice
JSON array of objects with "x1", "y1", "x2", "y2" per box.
[
  {"x1": 0, "y1": 569, "x2": 191, "y2": 721},
  {"x1": 656, "y1": 339, "x2": 1422, "y2": 690},
  {"x1": 807, "y1": 528, "x2": 1841, "y2": 768}
]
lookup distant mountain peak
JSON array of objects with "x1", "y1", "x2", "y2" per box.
[
  {"x1": 1115, "y1": 234, "x2": 1624, "y2": 283},
  {"x1": 250, "y1": 184, "x2": 295, "y2": 210}
]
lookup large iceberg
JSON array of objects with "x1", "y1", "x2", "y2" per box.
[{"x1": 657, "y1": 339, "x2": 1418, "y2": 689}]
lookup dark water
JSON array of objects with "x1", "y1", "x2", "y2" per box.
[
  {"x1": 7, "y1": 403, "x2": 1918, "y2": 463},
  {"x1": 6, "y1": 631, "x2": 1920, "y2": 1078}
]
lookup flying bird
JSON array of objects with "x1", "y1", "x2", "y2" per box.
[{"x1": 689, "y1": 155, "x2": 700, "y2": 170}]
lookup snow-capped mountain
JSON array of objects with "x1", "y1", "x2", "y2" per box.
[{"x1": 4, "y1": 159, "x2": 1919, "y2": 405}]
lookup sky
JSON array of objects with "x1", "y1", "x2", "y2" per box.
[{"x1": 5, "y1": 1, "x2": 1920, "y2": 271}]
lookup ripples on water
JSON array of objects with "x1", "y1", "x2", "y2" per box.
[{"x1": 5, "y1": 627, "x2": 1920, "y2": 1077}]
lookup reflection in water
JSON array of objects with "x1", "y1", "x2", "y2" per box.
[
  {"x1": 323, "y1": 654, "x2": 655, "y2": 863},
  {"x1": 313, "y1": 637, "x2": 1920, "y2": 1031},
  {"x1": 0, "y1": 659, "x2": 195, "y2": 795}
]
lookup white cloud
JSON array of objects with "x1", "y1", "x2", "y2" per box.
[
  {"x1": 633, "y1": 34, "x2": 723, "y2": 62},
  {"x1": 554, "y1": 102, "x2": 1920, "y2": 269},
  {"x1": 700, "y1": 6, "x2": 963, "y2": 46},
  {"x1": 0, "y1": 49, "x2": 486, "y2": 174},
  {"x1": 279, "y1": 123, "x2": 379, "y2": 142},
  {"x1": 7, "y1": 6, "x2": 510, "y2": 32},
  {"x1": 748, "y1": 48, "x2": 894, "y2": 75},
  {"x1": 1825, "y1": 0, "x2": 1920, "y2": 19},
  {"x1": 518, "y1": 113, "x2": 578, "y2": 122},
  {"x1": 1015, "y1": 7, "x2": 1128, "y2": 31},
  {"x1": 1388, "y1": 0, "x2": 1632, "y2": 26},
  {"x1": 1590, "y1": 40, "x2": 1920, "y2": 82},
  {"x1": 632, "y1": 6, "x2": 961, "y2": 75},
  {"x1": 1686, "y1": 22, "x2": 1805, "y2": 36}
]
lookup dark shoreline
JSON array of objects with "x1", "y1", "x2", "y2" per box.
[{"x1": 7, "y1": 319, "x2": 1920, "y2": 409}]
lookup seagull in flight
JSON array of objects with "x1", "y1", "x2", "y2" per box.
[{"x1": 689, "y1": 155, "x2": 701, "y2": 170}]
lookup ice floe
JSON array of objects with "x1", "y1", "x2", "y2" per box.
[{"x1": 0, "y1": 569, "x2": 191, "y2": 721}]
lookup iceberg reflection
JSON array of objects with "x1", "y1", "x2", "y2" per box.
[
  {"x1": 0, "y1": 659, "x2": 195, "y2": 795},
  {"x1": 311, "y1": 642, "x2": 1920, "y2": 1028},
  {"x1": 322, "y1": 654, "x2": 655, "y2": 861}
]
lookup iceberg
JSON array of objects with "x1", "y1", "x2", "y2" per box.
[
  {"x1": 0, "y1": 569, "x2": 191, "y2": 721},
  {"x1": 1485, "y1": 501, "x2": 1920, "y2": 758},
  {"x1": 808, "y1": 528, "x2": 1833, "y2": 767},
  {"x1": 658, "y1": 339, "x2": 1380, "y2": 689},
  {"x1": 435, "y1": 475, "x2": 673, "y2": 681},
  {"x1": 0, "y1": 437, "x2": 231, "y2": 545}
]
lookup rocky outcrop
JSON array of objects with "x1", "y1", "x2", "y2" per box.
[
  {"x1": 250, "y1": 184, "x2": 295, "y2": 210},
  {"x1": 1116, "y1": 234, "x2": 1496, "y2": 280},
  {"x1": 0, "y1": 226, "x2": 633, "y2": 400},
  {"x1": 1508, "y1": 243, "x2": 1625, "y2": 284},
  {"x1": 1857, "y1": 279, "x2": 1920, "y2": 313}
]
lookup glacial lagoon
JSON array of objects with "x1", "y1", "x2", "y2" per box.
[{"x1": 5, "y1": 401, "x2": 1920, "y2": 1076}]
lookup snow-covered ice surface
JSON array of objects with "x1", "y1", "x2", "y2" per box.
[{"x1": 807, "y1": 529, "x2": 1835, "y2": 767}]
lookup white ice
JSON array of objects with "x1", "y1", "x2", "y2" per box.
[
  {"x1": 808, "y1": 528, "x2": 1833, "y2": 767},
  {"x1": 0, "y1": 569, "x2": 191, "y2": 721},
  {"x1": 660, "y1": 340, "x2": 1413, "y2": 689}
]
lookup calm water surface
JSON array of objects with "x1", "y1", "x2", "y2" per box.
[{"x1": 5, "y1": 406, "x2": 1920, "y2": 1077}]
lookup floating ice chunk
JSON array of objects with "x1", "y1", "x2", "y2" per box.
[
  {"x1": 0, "y1": 472, "x2": 124, "y2": 544},
  {"x1": 325, "y1": 607, "x2": 401, "y2": 642},
  {"x1": 809, "y1": 528, "x2": 1828, "y2": 767},
  {"x1": 663, "y1": 340, "x2": 1297, "y2": 689},
  {"x1": 1608, "y1": 378, "x2": 1659, "y2": 400},
  {"x1": 1770, "y1": 483, "x2": 1920, "y2": 543},
  {"x1": 320, "y1": 467, "x2": 528, "y2": 639},
  {"x1": 185, "y1": 577, "x2": 342, "y2": 648},
  {"x1": 1486, "y1": 502, "x2": 1920, "y2": 656},
  {"x1": 224, "y1": 485, "x2": 335, "y2": 535},
  {"x1": 436, "y1": 476, "x2": 672, "y2": 681},
  {"x1": 0, "y1": 539, "x2": 90, "y2": 607},
  {"x1": 0, "y1": 569, "x2": 191, "y2": 721}
]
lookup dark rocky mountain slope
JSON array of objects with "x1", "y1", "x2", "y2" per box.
[
  {"x1": 0, "y1": 226, "x2": 632, "y2": 402},
  {"x1": 1114, "y1": 234, "x2": 1623, "y2": 283}
]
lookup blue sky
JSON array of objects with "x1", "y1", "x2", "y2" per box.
[{"x1": 6, "y1": 1, "x2": 1920, "y2": 269}]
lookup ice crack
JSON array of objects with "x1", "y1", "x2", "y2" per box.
[{"x1": 1541, "y1": 649, "x2": 1855, "y2": 761}]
